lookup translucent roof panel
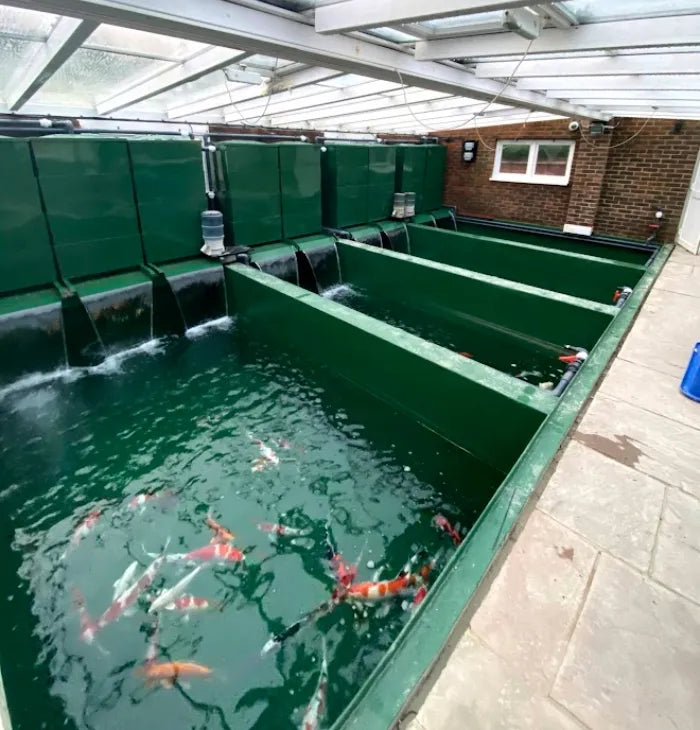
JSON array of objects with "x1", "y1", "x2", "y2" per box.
[
  {"x1": 0, "y1": 37, "x2": 41, "y2": 91},
  {"x1": 0, "y1": 5, "x2": 58, "y2": 41},
  {"x1": 565, "y1": 0, "x2": 700, "y2": 23},
  {"x1": 84, "y1": 24, "x2": 208, "y2": 61},
  {"x1": 35, "y1": 48, "x2": 173, "y2": 107}
]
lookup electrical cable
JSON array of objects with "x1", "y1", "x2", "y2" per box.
[
  {"x1": 577, "y1": 109, "x2": 657, "y2": 149},
  {"x1": 222, "y1": 58, "x2": 279, "y2": 128}
]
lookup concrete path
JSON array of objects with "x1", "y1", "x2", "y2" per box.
[{"x1": 406, "y1": 246, "x2": 700, "y2": 730}]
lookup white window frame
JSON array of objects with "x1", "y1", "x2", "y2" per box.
[{"x1": 491, "y1": 139, "x2": 575, "y2": 186}]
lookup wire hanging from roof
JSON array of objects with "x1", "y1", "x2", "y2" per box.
[{"x1": 222, "y1": 58, "x2": 280, "y2": 128}]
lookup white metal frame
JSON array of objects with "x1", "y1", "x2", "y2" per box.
[{"x1": 491, "y1": 138, "x2": 575, "y2": 186}]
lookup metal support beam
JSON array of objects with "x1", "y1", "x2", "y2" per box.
[
  {"x1": 415, "y1": 15, "x2": 700, "y2": 60},
  {"x1": 519, "y1": 75, "x2": 700, "y2": 91},
  {"x1": 476, "y1": 53, "x2": 700, "y2": 79},
  {"x1": 9, "y1": 0, "x2": 607, "y2": 119},
  {"x1": 314, "y1": 0, "x2": 534, "y2": 35},
  {"x1": 5, "y1": 17, "x2": 98, "y2": 111},
  {"x1": 549, "y1": 90, "x2": 700, "y2": 102},
  {"x1": 96, "y1": 46, "x2": 249, "y2": 114}
]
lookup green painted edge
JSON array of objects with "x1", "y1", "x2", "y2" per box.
[
  {"x1": 156, "y1": 258, "x2": 220, "y2": 278},
  {"x1": 330, "y1": 244, "x2": 672, "y2": 730},
  {"x1": 405, "y1": 223, "x2": 647, "y2": 273},
  {"x1": 71, "y1": 270, "x2": 151, "y2": 297},
  {"x1": 0, "y1": 287, "x2": 61, "y2": 317},
  {"x1": 337, "y1": 239, "x2": 619, "y2": 317}
]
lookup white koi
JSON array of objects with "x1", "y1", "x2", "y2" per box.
[
  {"x1": 301, "y1": 638, "x2": 328, "y2": 730},
  {"x1": 149, "y1": 565, "x2": 204, "y2": 613},
  {"x1": 249, "y1": 434, "x2": 280, "y2": 472},
  {"x1": 112, "y1": 561, "x2": 139, "y2": 601}
]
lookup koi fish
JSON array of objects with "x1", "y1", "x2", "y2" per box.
[
  {"x1": 205, "y1": 513, "x2": 234, "y2": 543},
  {"x1": 458, "y1": 352, "x2": 472, "y2": 359},
  {"x1": 73, "y1": 587, "x2": 99, "y2": 645},
  {"x1": 250, "y1": 437, "x2": 280, "y2": 472},
  {"x1": 257, "y1": 522, "x2": 308, "y2": 537},
  {"x1": 345, "y1": 573, "x2": 424, "y2": 603},
  {"x1": 128, "y1": 489, "x2": 176, "y2": 512},
  {"x1": 433, "y1": 514, "x2": 462, "y2": 546},
  {"x1": 150, "y1": 543, "x2": 244, "y2": 564},
  {"x1": 261, "y1": 600, "x2": 334, "y2": 656},
  {"x1": 149, "y1": 565, "x2": 204, "y2": 613},
  {"x1": 138, "y1": 661, "x2": 213, "y2": 688},
  {"x1": 301, "y1": 639, "x2": 328, "y2": 730},
  {"x1": 98, "y1": 543, "x2": 169, "y2": 629},
  {"x1": 412, "y1": 585, "x2": 428, "y2": 607},
  {"x1": 63, "y1": 509, "x2": 101, "y2": 557},
  {"x1": 330, "y1": 554, "x2": 358, "y2": 588},
  {"x1": 162, "y1": 595, "x2": 217, "y2": 614},
  {"x1": 145, "y1": 620, "x2": 159, "y2": 665},
  {"x1": 112, "y1": 561, "x2": 139, "y2": 601}
]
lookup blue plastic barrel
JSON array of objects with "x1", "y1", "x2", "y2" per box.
[{"x1": 680, "y1": 342, "x2": 700, "y2": 402}]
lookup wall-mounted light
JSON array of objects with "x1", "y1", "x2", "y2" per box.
[{"x1": 462, "y1": 140, "x2": 478, "y2": 163}]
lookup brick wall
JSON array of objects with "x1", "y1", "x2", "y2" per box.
[{"x1": 435, "y1": 117, "x2": 700, "y2": 243}]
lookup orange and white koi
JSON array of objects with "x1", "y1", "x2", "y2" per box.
[
  {"x1": 98, "y1": 544, "x2": 168, "y2": 629},
  {"x1": 301, "y1": 639, "x2": 328, "y2": 730},
  {"x1": 152, "y1": 542, "x2": 244, "y2": 564},
  {"x1": 433, "y1": 514, "x2": 462, "y2": 546},
  {"x1": 250, "y1": 437, "x2": 280, "y2": 472},
  {"x1": 149, "y1": 565, "x2": 204, "y2": 613},
  {"x1": 162, "y1": 595, "x2": 216, "y2": 614},
  {"x1": 63, "y1": 509, "x2": 101, "y2": 558},
  {"x1": 330, "y1": 554, "x2": 358, "y2": 588},
  {"x1": 257, "y1": 522, "x2": 308, "y2": 537},
  {"x1": 344, "y1": 573, "x2": 424, "y2": 603},
  {"x1": 138, "y1": 660, "x2": 213, "y2": 688},
  {"x1": 205, "y1": 513, "x2": 234, "y2": 543}
]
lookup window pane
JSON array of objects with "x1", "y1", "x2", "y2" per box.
[
  {"x1": 499, "y1": 143, "x2": 530, "y2": 174},
  {"x1": 535, "y1": 144, "x2": 570, "y2": 177}
]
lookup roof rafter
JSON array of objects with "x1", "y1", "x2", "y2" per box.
[
  {"x1": 8, "y1": 0, "x2": 607, "y2": 119},
  {"x1": 520, "y1": 75, "x2": 700, "y2": 91}
]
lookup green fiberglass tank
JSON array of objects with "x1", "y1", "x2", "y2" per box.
[
  {"x1": 395, "y1": 144, "x2": 427, "y2": 214},
  {"x1": 278, "y1": 142, "x2": 322, "y2": 238},
  {"x1": 215, "y1": 141, "x2": 282, "y2": 247},
  {"x1": 31, "y1": 136, "x2": 143, "y2": 280},
  {"x1": 321, "y1": 143, "x2": 369, "y2": 229},
  {"x1": 0, "y1": 137, "x2": 56, "y2": 294},
  {"x1": 423, "y1": 144, "x2": 446, "y2": 211},
  {"x1": 367, "y1": 145, "x2": 396, "y2": 221},
  {"x1": 128, "y1": 137, "x2": 205, "y2": 265}
]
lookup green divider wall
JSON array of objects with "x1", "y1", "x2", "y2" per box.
[
  {"x1": 128, "y1": 138, "x2": 205, "y2": 264},
  {"x1": 226, "y1": 265, "x2": 551, "y2": 473},
  {"x1": 31, "y1": 136, "x2": 143, "y2": 280},
  {"x1": 405, "y1": 224, "x2": 645, "y2": 304},
  {"x1": 367, "y1": 146, "x2": 396, "y2": 221},
  {"x1": 278, "y1": 142, "x2": 322, "y2": 238},
  {"x1": 321, "y1": 144, "x2": 369, "y2": 228},
  {"x1": 395, "y1": 144, "x2": 427, "y2": 213},
  {"x1": 423, "y1": 144, "x2": 446, "y2": 211},
  {"x1": 336, "y1": 240, "x2": 617, "y2": 350},
  {"x1": 0, "y1": 138, "x2": 56, "y2": 295},
  {"x1": 456, "y1": 220, "x2": 652, "y2": 265},
  {"x1": 215, "y1": 141, "x2": 282, "y2": 246}
]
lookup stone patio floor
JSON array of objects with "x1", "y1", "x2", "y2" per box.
[{"x1": 404, "y1": 245, "x2": 700, "y2": 730}]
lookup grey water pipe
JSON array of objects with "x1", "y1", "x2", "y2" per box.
[
  {"x1": 614, "y1": 286, "x2": 633, "y2": 308},
  {"x1": 552, "y1": 348, "x2": 588, "y2": 397},
  {"x1": 204, "y1": 132, "x2": 306, "y2": 142}
]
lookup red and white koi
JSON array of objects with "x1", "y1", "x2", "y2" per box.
[
  {"x1": 301, "y1": 639, "x2": 328, "y2": 730},
  {"x1": 73, "y1": 587, "x2": 99, "y2": 645},
  {"x1": 97, "y1": 544, "x2": 169, "y2": 629},
  {"x1": 151, "y1": 542, "x2": 244, "y2": 564},
  {"x1": 63, "y1": 509, "x2": 101, "y2": 558},
  {"x1": 149, "y1": 565, "x2": 204, "y2": 613},
  {"x1": 330, "y1": 553, "x2": 358, "y2": 588},
  {"x1": 250, "y1": 435, "x2": 280, "y2": 472},
  {"x1": 344, "y1": 573, "x2": 424, "y2": 603},
  {"x1": 257, "y1": 522, "x2": 309, "y2": 538},
  {"x1": 205, "y1": 512, "x2": 234, "y2": 543},
  {"x1": 112, "y1": 560, "x2": 139, "y2": 601},
  {"x1": 433, "y1": 514, "x2": 462, "y2": 546},
  {"x1": 162, "y1": 595, "x2": 215, "y2": 614}
]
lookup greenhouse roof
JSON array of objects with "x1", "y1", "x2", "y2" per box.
[{"x1": 0, "y1": 0, "x2": 699, "y2": 134}]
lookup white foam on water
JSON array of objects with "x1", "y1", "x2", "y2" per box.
[
  {"x1": 87, "y1": 338, "x2": 165, "y2": 376},
  {"x1": 322, "y1": 284, "x2": 354, "y2": 301},
  {"x1": 185, "y1": 316, "x2": 234, "y2": 340},
  {"x1": 0, "y1": 368, "x2": 73, "y2": 401}
]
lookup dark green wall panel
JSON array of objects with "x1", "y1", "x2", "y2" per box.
[
  {"x1": 423, "y1": 144, "x2": 446, "y2": 211},
  {"x1": 405, "y1": 224, "x2": 645, "y2": 304},
  {"x1": 367, "y1": 145, "x2": 396, "y2": 221},
  {"x1": 395, "y1": 144, "x2": 427, "y2": 213},
  {"x1": 0, "y1": 138, "x2": 56, "y2": 294},
  {"x1": 128, "y1": 138, "x2": 205, "y2": 264},
  {"x1": 215, "y1": 141, "x2": 282, "y2": 246},
  {"x1": 321, "y1": 144, "x2": 369, "y2": 228},
  {"x1": 278, "y1": 142, "x2": 322, "y2": 238},
  {"x1": 226, "y1": 264, "x2": 550, "y2": 474},
  {"x1": 336, "y1": 240, "x2": 616, "y2": 351},
  {"x1": 31, "y1": 136, "x2": 143, "y2": 280}
]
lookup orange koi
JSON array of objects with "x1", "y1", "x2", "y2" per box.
[
  {"x1": 205, "y1": 513, "x2": 234, "y2": 543},
  {"x1": 138, "y1": 660, "x2": 212, "y2": 688},
  {"x1": 345, "y1": 573, "x2": 423, "y2": 603},
  {"x1": 433, "y1": 514, "x2": 462, "y2": 546}
]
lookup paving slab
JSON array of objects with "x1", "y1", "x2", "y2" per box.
[
  {"x1": 670, "y1": 246, "x2": 700, "y2": 267},
  {"x1": 470, "y1": 510, "x2": 597, "y2": 693},
  {"x1": 654, "y1": 260, "x2": 700, "y2": 298},
  {"x1": 538, "y1": 439, "x2": 664, "y2": 570},
  {"x1": 652, "y1": 488, "x2": 700, "y2": 604},
  {"x1": 617, "y1": 287, "x2": 700, "y2": 378},
  {"x1": 599, "y1": 358, "x2": 700, "y2": 431},
  {"x1": 415, "y1": 632, "x2": 585, "y2": 730},
  {"x1": 552, "y1": 554, "x2": 700, "y2": 730},
  {"x1": 575, "y1": 393, "x2": 700, "y2": 499}
]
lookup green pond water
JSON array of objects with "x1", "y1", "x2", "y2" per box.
[
  {"x1": 0, "y1": 318, "x2": 503, "y2": 730},
  {"x1": 325, "y1": 285, "x2": 567, "y2": 386}
]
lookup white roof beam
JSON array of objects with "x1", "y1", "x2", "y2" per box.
[
  {"x1": 314, "y1": 0, "x2": 534, "y2": 35},
  {"x1": 96, "y1": 46, "x2": 250, "y2": 115},
  {"x1": 560, "y1": 99, "x2": 700, "y2": 108},
  {"x1": 168, "y1": 67, "x2": 343, "y2": 119},
  {"x1": 5, "y1": 17, "x2": 98, "y2": 111},
  {"x1": 520, "y1": 75, "x2": 700, "y2": 91},
  {"x1": 476, "y1": 53, "x2": 700, "y2": 79},
  {"x1": 533, "y1": 4, "x2": 578, "y2": 29},
  {"x1": 325, "y1": 103, "x2": 493, "y2": 130},
  {"x1": 9, "y1": 0, "x2": 606, "y2": 120},
  {"x1": 550, "y1": 90, "x2": 700, "y2": 102},
  {"x1": 415, "y1": 15, "x2": 700, "y2": 60}
]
